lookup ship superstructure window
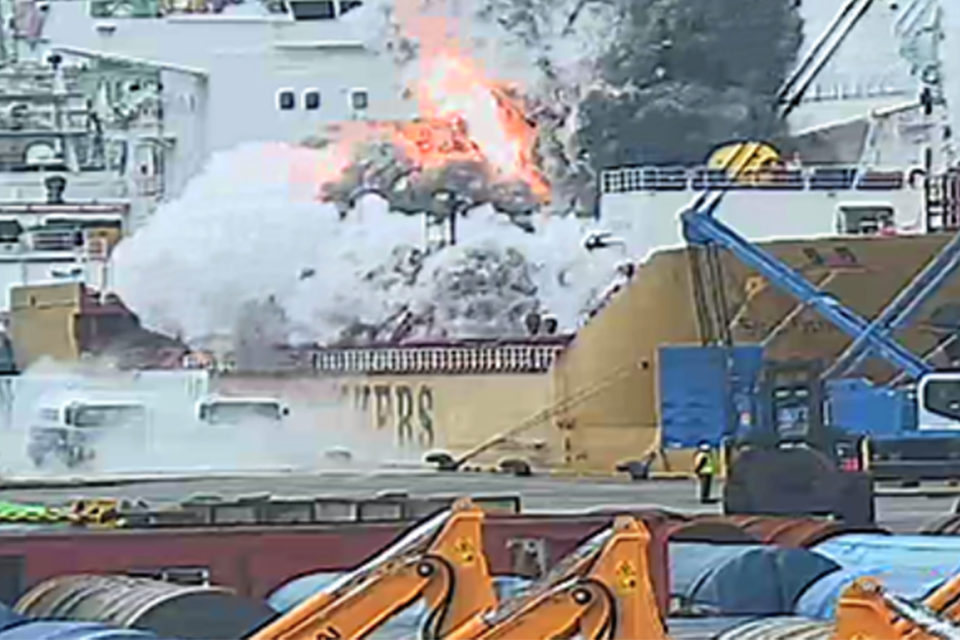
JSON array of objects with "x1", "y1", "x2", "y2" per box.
[
  {"x1": 339, "y1": 0, "x2": 361, "y2": 13},
  {"x1": 836, "y1": 204, "x2": 895, "y2": 235},
  {"x1": 303, "y1": 89, "x2": 320, "y2": 110},
  {"x1": 289, "y1": 0, "x2": 335, "y2": 19},
  {"x1": 350, "y1": 89, "x2": 369, "y2": 111},
  {"x1": 277, "y1": 89, "x2": 295, "y2": 111}
]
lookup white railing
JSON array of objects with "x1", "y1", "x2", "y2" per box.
[
  {"x1": 294, "y1": 340, "x2": 571, "y2": 375},
  {"x1": 600, "y1": 166, "x2": 907, "y2": 195}
]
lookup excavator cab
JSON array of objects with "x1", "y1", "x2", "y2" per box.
[
  {"x1": 444, "y1": 515, "x2": 665, "y2": 640},
  {"x1": 248, "y1": 498, "x2": 498, "y2": 640}
]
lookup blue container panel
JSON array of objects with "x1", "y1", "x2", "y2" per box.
[
  {"x1": 826, "y1": 378, "x2": 917, "y2": 438},
  {"x1": 658, "y1": 345, "x2": 763, "y2": 448}
]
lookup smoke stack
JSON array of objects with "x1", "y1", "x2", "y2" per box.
[{"x1": 44, "y1": 175, "x2": 66, "y2": 204}]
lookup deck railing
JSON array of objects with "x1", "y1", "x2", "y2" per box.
[
  {"x1": 277, "y1": 339, "x2": 572, "y2": 375},
  {"x1": 600, "y1": 166, "x2": 907, "y2": 194}
]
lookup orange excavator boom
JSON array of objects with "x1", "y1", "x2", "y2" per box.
[
  {"x1": 444, "y1": 515, "x2": 665, "y2": 640},
  {"x1": 247, "y1": 498, "x2": 498, "y2": 640},
  {"x1": 835, "y1": 577, "x2": 960, "y2": 640}
]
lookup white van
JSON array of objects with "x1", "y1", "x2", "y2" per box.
[
  {"x1": 195, "y1": 397, "x2": 289, "y2": 426},
  {"x1": 27, "y1": 397, "x2": 148, "y2": 468}
]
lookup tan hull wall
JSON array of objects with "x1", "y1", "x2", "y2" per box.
[
  {"x1": 9, "y1": 283, "x2": 82, "y2": 369},
  {"x1": 212, "y1": 372, "x2": 558, "y2": 466},
  {"x1": 552, "y1": 233, "x2": 956, "y2": 474}
]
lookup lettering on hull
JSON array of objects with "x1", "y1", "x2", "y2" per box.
[{"x1": 340, "y1": 383, "x2": 435, "y2": 447}]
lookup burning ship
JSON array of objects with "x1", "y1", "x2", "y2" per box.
[{"x1": 4, "y1": 0, "x2": 960, "y2": 482}]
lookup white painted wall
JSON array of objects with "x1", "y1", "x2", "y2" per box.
[
  {"x1": 943, "y1": 0, "x2": 960, "y2": 159},
  {"x1": 599, "y1": 186, "x2": 925, "y2": 262},
  {"x1": 41, "y1": 5, "x2": 414, "y2": 163},
  {"x1": 788, "y1": 0, "x2": 919, "y2": 133}
]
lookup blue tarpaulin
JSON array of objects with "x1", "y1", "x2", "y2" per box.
[
  {"x1": 800, "y1": 534, "x2": 960, "y2": 618},
  {"x1": 670, "y1": 543, "x2": 839, "y2": 616},
  {"x1": 0, "y1": 604, "x2": 22, "y2": 634}
]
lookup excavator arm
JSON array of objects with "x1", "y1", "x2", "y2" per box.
[
  {"x1": 444, "y1": 515, "x2": 665, "y2": 640},
  {"x1": 248, "y1": 498, "x2": 498, "y2": 640},
  {"x1": 835, "y1": 577, "x2": 960, "y2": 640}
]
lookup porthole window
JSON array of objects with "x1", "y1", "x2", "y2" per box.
[
  {"x1": 303, "y1": 89, "x2": 320, "y2": 110},
  {"x1": 277, "y1": 89, "x2": 295, "y2": 110},
  {"x1": 349, "y1": 88, "x2": 368, "y2": 110}
]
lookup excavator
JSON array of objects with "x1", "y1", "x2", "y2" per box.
[
  {"x1": 443, "y1": 514, "x2": 665, "y2": 640},
  {"x1": 835, "y1": 576, "x2": 960, "y2": 640},
  {"x1": 247, "y1": 497, "x2": 666, "y2": 640},
  {"x1": 246, "y1": 492, "x2": 960, "y2": 640},
  {"x1": 247, "y1": 497, "x2": 498, "y2": 640}
]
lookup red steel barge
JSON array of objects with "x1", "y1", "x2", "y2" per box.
[{"x1": 0, "y1": 491, "x2": 888, "y2": 614}]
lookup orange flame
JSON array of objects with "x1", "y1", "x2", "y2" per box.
[{"x1": 314, "y1": 54, "x2": 549, "y2": 201}]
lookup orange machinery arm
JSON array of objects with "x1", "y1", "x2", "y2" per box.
[
  {"x1": 443, "y1": 515, "x2": 665, "y2": 640},
  {"x1": 834, "y1": 578, "x2": 960, "y2": 640},
  {"x1": 248, "y1": 498, "x2": 498, "y2": 640}
]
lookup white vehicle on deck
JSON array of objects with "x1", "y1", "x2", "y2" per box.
[
  {"x1": 195, "y1": 396, "x2": 289, "y2": 426},
  {"x1": 26, "y1": 397, "x2": 149, "y2": 468}
]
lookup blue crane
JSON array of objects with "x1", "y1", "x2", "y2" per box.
[{"x1": 680, "y1": 199, "x2": 942, "y2": 382}]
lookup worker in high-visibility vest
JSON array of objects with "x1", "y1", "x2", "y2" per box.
[{"x1": 693, "y1": 443, "x2": 717, "y2": 504}]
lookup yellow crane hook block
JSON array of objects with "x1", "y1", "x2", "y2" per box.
[{"x1": 69, "y1": 499, "x2": 122, "y2": 527}]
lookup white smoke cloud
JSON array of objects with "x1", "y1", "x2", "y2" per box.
[
  {"x1": 110, "y1": 0, "x2": 633, "y2": 349},
  {"x1": 111, "y1": 142, "x2": 625, "y2": 347}
]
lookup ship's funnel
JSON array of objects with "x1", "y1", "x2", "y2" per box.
[{"x1": 44, "y1": 175, "x2": 66, "y2": 204}]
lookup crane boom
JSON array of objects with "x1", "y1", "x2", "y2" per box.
[
  {"x1": 680, "y1": 207, "x2": 932, "y2": 380},
  {"x1": 443, "y1": 515, "x2": 665, "y2": 640},
  {"x1": 248, "y1": 498, "x2": 497, "y2": 640}
]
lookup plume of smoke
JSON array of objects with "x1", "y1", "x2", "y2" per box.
[
  {"x1": 111, "y1": 143, "x2": 624, "y2": 347},
  {"x1": 111, "y1": 1, "x2": 634, "y2": 350},
  {"x1": 326, "y1": 0, "x2": 623, "y2": 217}
]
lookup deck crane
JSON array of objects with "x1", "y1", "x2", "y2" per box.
[
  {"x1": 443, "y1": 515, "x2": 665, "y2": 640},
  {"x1": 246, "y1": 498, "x2": 498, "y2": 640}
]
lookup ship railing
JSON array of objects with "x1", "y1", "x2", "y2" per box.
[
  {"x1": 600, "y1": 165, "x2": 907, "y2": 194},
  {"x1": 294, "y1": 341, "x2": 570, "y2": 375}
]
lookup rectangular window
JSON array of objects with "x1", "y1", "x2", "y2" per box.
[
  {"x1": 350, "y1": 89, "x2": 369, "y2": 111},
  {"x1": 303, "y1": 90, "x2": 320, "y2": 110},
  {"x1": 923, "y1": 379, "x2": 960, "y2": 421},
  {"x1": 290, "y1": 0, "x2": 336, "y2": 19},
  {"x1": 127, "y1": 566, "x2": 210, "y2": 586},
  {"x1": 277, "y1": 90, "x2": 296, "y2": 111}
]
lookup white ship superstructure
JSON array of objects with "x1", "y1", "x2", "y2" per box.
[
  {"x1": 35, "y1": 0, "x2": 413, "y2": 199},
  {"x1": 0, "y1": 54, "x2": 163, "y2": 309}
]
